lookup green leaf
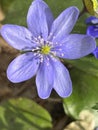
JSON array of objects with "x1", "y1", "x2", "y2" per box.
[
  {"x1": 0, "y1": 98, "x2": 52, "y2": 130},
  {"x1": 46, "y1": 0, "x2": 83, "y2": 18},
  {"x1": 92, "y1": 103, "x2": 98, "y2": 110},
  {"x1": 2, "y1": 0, "x2": 32, "y2": 26},
  {"x1": 0, "y1": 0, "x2": 14, "y2": 13},
  {"x1": 63, "y1": 68, "x2": 98, "y2": 126},
  {"x1": 1, "y1": 0, "x2": 83, "y2": 25},
  {"x1": 65, "y1": 56, "x2": 98, "y2": 78}
]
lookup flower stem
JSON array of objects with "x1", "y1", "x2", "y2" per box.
[
  {"x1": 79, "y1": 6, "x2": 87, "y2": 18},
  {"x1": 79, "y1": 0, "x2": 88, "y2": 18},
  {"x1": 20, "y1": 50, "x2": 32, "y2": 54}
]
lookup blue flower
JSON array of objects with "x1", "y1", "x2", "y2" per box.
[
  {"x1": 92, "y1": 46, "x2": 98, "y2": 58},
  {"x1": 86, "y1": 16, "x2": 98, "y2": 38},
  {"x1": 0, "y1": 0, "x2": 96, "y2": 99},
  {"x1": 86, "y1": 16, "x2": 98, "y2": 58}
]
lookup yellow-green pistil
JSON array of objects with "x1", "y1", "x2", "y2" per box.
[{"x1": 41, "y1": 45, "x2": 51, "y2": 55}]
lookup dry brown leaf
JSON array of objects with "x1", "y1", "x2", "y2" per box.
[
  {"x1": 0, "y1": 6, "x2": 5, "y2": 21},
  {"x1": 0, "y1": 36, "x2": 18, "y2": 54}
]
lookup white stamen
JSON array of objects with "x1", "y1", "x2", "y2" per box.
[
  {"x1": 59, "y1": 48, "x2": 62, "y2": 51},
  {"x1": 38, "y1": 35, "x2": 41, "y2": 39},
  {"x1": 33, "y1": 53, "x2": 37, "y2": 56},
  {"x1": 34, "y1": 37, "x2": 38, "y2": 41},
  {"x1": 40, "y1": 38, "x2": 44, "y2": 45},
  {"x1": 52, "y1": 51, "x2": 56, "y2": 56},
  {"x1": 61, "y1": 53, "x2": 64, "y2": 57},
  {"x1": 59, "y1": 43, "x2": 62, "y2": 46},
  {"x1": 40, "y1": 55, "x2": 44, "y2": 62},
  {"x1": 55, "y1": 42, "x2": 58, "y2": 45}
]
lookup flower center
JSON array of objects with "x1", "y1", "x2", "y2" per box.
[{"x1": 41, "y1": 45, "x2": 51, "y2": 55}]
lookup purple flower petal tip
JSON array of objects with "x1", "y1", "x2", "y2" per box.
[
  {"x1": 92, "y1": 46, "x2": 98, "y2": 58},
  {"x1": 86, "y1": 16, "x2": 98, "y2": 58},
  {"x1": 87, "y1": 26, "x2": 98, "y2": 38},
  {"x1": 86, "y1": 16, "x2": 97, "y2": 24},
  {"x1": 7, "y1": 54, "x2": 39, "y2": 83},
  {"x1": 86, "y1": 16, "x2": 98, "y2": 38}
]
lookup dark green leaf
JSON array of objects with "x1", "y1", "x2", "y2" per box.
[
  {"x1": 1, "y1": 0, "x2": 83, "y2": 25},
  {"x1": 0, "y1": 98, "x2": 52, "y2": 130},
  {"x1": 92, "y1": 103, "x2": 98, "y2": 110},
  {"x1": 63, "y1": 68, "x2": 98, "y2": 126},
  {"x1": 65, "y1": 56, "x2": 98, "y2": 78}
]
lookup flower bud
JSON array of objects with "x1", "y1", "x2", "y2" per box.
[{"x1": 83, "y1": 0, "x2": 98, "y2": 17}]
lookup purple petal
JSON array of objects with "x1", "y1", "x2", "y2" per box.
[
  {"x1": 87, "y1": 26, "x2": 98, "y2": 38},
  {"x1": 0, "y1": 24, "x2": 35, "y2": 50},
  {"x1": 7, "y1": 53, "x2": 39, "y2": 83},
  {"x1": 48, "y1": 6, "x2": 79, "y2": 41},
  {"x1": 51, "y1": 58, "x2": 72, "y2": 98},
  {"x1": 36, "y1": 56, "x2": 54, "y2": 99},
  {"x1": 52, "y1": 34, "x2": 96, "y2": 59},
  {"x1": 27, "y1": 0, "x2": 54, "y2": 39},
  {"x1": 92, "y1": 46, "x2": 98, "y2": 58},
  {"x1": 86, "y1": 16, "x2": 97, "y2": 24}
]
